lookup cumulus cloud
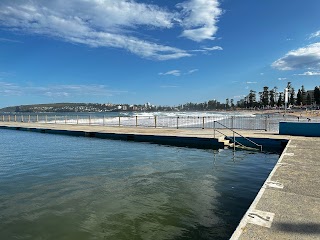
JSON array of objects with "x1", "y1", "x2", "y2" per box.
[
  {"x1": 278, "y1": 78, "x2": 287, "y2": 80},
  {"x1": 0, "y1": 81, "x2": 126, "y2": 97},
  {"x1": 177, "y1": 0, "x2": 222, "y2": 42},
  {"x1": 272, "y1": 42, "x2": 320, "y2": 70},
  {"x1": 294, "y1": 71, "x2": 320, "y2": 76},
  {"x1": 0, "y1": 0, "x2": 223, "y2": 60}
]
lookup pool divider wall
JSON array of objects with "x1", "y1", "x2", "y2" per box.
[
  {"x1": 233, "y1": 137, "x2": 288, "y2": 152},
  {"x1": 0, "y1": 125, "x2": 286, "y2": 151},
  {"x1": 0, "y1": 125, "x2": 224, "y2": 149},
  {"x1": 279, "y1": 121, "x2": 320, "y2": 137}
]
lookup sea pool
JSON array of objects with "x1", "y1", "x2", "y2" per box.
[{"x1": 0, "y1": 129, "x2": 279, "y2": 240}]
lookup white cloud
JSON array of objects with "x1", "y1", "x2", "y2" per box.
[
  {"x1": 0, "y1": 37, "x2": 23, "y2": 43},
  {"x1": 203, "y1": 46, "x2": 223, "y2": 51},
  {"x1": 272, "y1": 42, "x2": 320, "y2": 70},
  {"x1": 0, "y1": 81, "x2": 126, "y2": 97},
  {"x1": 187, "y1": 69, "x2": 199, "y2": 74},
  {"x1": 278, "y1": 77, "x2": 287, "y2": 80},
  {"x1": 177, "y1": 0, "x2": 222, "y2": 42},
  {"x1": 260, "y1": 73, "x2": 264, "y2": 75},
  {"x1": 246, "y1": 81, "x2": 257, "y2": 84},
  {"x1": 159, "y1": 70, "x2": 181, "y2": 76},
  {"x1": 159, "y1": 68, "x2": 199, "y2": 76},
  {"x1": 233, "y1": 95, "x2": 246, "y2": 99},
  {"x1": 0, "y1": 81, "x2": 22, "y2": 96},
  {"x1": 294, "y1": 71, "x2": 320, "y2": 76},
  {"x1": 0, "y1": 0, "x2": 193, "y2": 60},
  {"x1": 309, "y1": 31, "x2": 320, "y2": 39},
  {"x1": 0, "y1": 0, "x2": 224, "y2": 60},
  {"x1": 191, "y1": 45, "x2": 223, "y2": 54},
  {"x1": 160, "y1": 85, "x2": 179, "y2": 88}
]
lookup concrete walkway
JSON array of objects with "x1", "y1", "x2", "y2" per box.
[
  {"x1": 0, "y1": 122, "x2": 319, "y2": 239},
  {"x1": 231, "y1": 137, "x2": 320, "y2": 240},
  {"x1": 0, "y1": 121, "x2": 286, "y2": 139}
]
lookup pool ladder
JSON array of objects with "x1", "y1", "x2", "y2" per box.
[{"x1": 214, "y1": 121, "x2": 263, "y2": 152}]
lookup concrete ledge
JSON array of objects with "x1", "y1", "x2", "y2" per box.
[
  {"x1": 0, "y1": 125, "x2": 225, "y2": 149},
  {"x1": 279, "y1": 122, "x2": 320, "y2": 137}
]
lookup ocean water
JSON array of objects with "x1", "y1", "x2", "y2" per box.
[{"x1": 0, "y1": 129, "x2": 279, "y2": 240}]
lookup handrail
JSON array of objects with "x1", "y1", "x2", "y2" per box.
[
  {"x1": 215, "y1": 128, "x2": 247, "y2": 148},
  {"x1": 214, "y1": 120, "x2": 263, "y2": 151}
]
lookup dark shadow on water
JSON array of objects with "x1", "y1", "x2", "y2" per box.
[{"x1": 275, "y1": 222, "x2": 320, "y2": 234}]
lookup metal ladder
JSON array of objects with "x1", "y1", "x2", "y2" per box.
[{"x1": 213, "y1": 121, "x2": 263, "y2": 151}]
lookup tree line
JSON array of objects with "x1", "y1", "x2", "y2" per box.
[{"x1": 237, "y1": 82, "x2": 320, "y2": 109}]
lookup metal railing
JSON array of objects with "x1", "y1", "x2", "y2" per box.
[
  {"x1": 213, "y1": 121, "x2": 263, "y2": 151},
  {"x1": 1, "y1": 113, "x2": 320, "y2": 132}
]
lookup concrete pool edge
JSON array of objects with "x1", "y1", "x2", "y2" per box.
[
  {"x1": 0, "y1": 123, "x2": 287, "y2": 151},
  {"x1": 230, "y1": 139, "x2": 291, "y2": 239},
  {"x1": 0, "y1": 124, "x2": 227, "y2": 149}
]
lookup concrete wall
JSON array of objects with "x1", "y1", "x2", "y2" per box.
[{"x1": 279, "y1": 122, "x2": 320, "y2": 137}]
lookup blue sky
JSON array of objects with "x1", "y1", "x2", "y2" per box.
[{"x1": 0, "y1": 0, "x2": 320, "y2": 108}]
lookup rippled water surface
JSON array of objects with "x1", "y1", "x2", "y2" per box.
[{"x1": 0, "y1": 129, "x2": 279, "y2": 240}]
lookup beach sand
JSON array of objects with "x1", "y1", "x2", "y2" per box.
[{"x1": 236, "y1": 109, "x2": 320, "y2": 119}]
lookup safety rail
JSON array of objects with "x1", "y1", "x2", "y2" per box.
[
  {"x1": 1, "y1": 113, "x2": 320, "y2": 132},
  {"x1": 213, "y1": 121, "x2": 263, "y2": 151}
]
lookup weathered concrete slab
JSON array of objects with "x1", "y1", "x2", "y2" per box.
[
  {"x1": 232, "y1": 138, "x2": 320, "y2": 240},
  {"x1": 0, "y1": 122, "x2": 288, "y2": 151},
  {"x1": 240, "y1": 190, "x2": 320, "y2": 240}
]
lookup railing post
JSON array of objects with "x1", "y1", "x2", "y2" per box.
[
  {"x1": 231, "y1": 116, "x2": 234, "y2": 129},
  {"x1": 177, "y1": 117, "x2": 179, "y2": 129},
  {"x1": 103, "y1": 115, "x2": 105, "y2": 126},
  {"x1": 264, "y1": 117, "x2": 268, "y2": 131},
  {"x1": 135, "y1": 116, "x2": 138, "y2": 127},
  {"x1": 64, "y1": 116, "x2": 67, "y2": 124},
  {"x1": 36, "y1": 115, "x2": 38, "y2": 122},
  {"x1": 8, "y1": 115, "x2": 11, "y2": 122},
  {"x1": 45, "y1": 115, "x2": 47, "y2": 123},
  {"x1": 118, "y1": 116, "x2": 121, "y2": 127},
  {"x1": 28, "y1": 115, "x2": 31, "y2": 123},
  {"x1": 89, "y1": 115, "x2": 91, "y2": 125},
  {"x1": 202, "y1": 117, "x2": 205, "y2": 129},
  {"x1": 214, "y1": 121, "x2": 216, "y2": 138},
  {"x1": 233, "y1": 130, "x2": 236, "y2": 151},
  {"x1": 76, "y1": 115, "x2": 78, "y2": 125},
  {"x1": 14, "y1": 115, "x2": 17, "y2": 122},
  {"x1": 2, "y1": 115, "x2": 4, "y2": 122},
  {"x1": 21, "y1": 115, "x2": 24, "y2": 122},
  {"x1": 154, "y1": 116, "x2": 157, "y2": 128}
]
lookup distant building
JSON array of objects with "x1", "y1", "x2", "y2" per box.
[{"x1": 306, "y1": 90, "x2": 315, "y2": 105}]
